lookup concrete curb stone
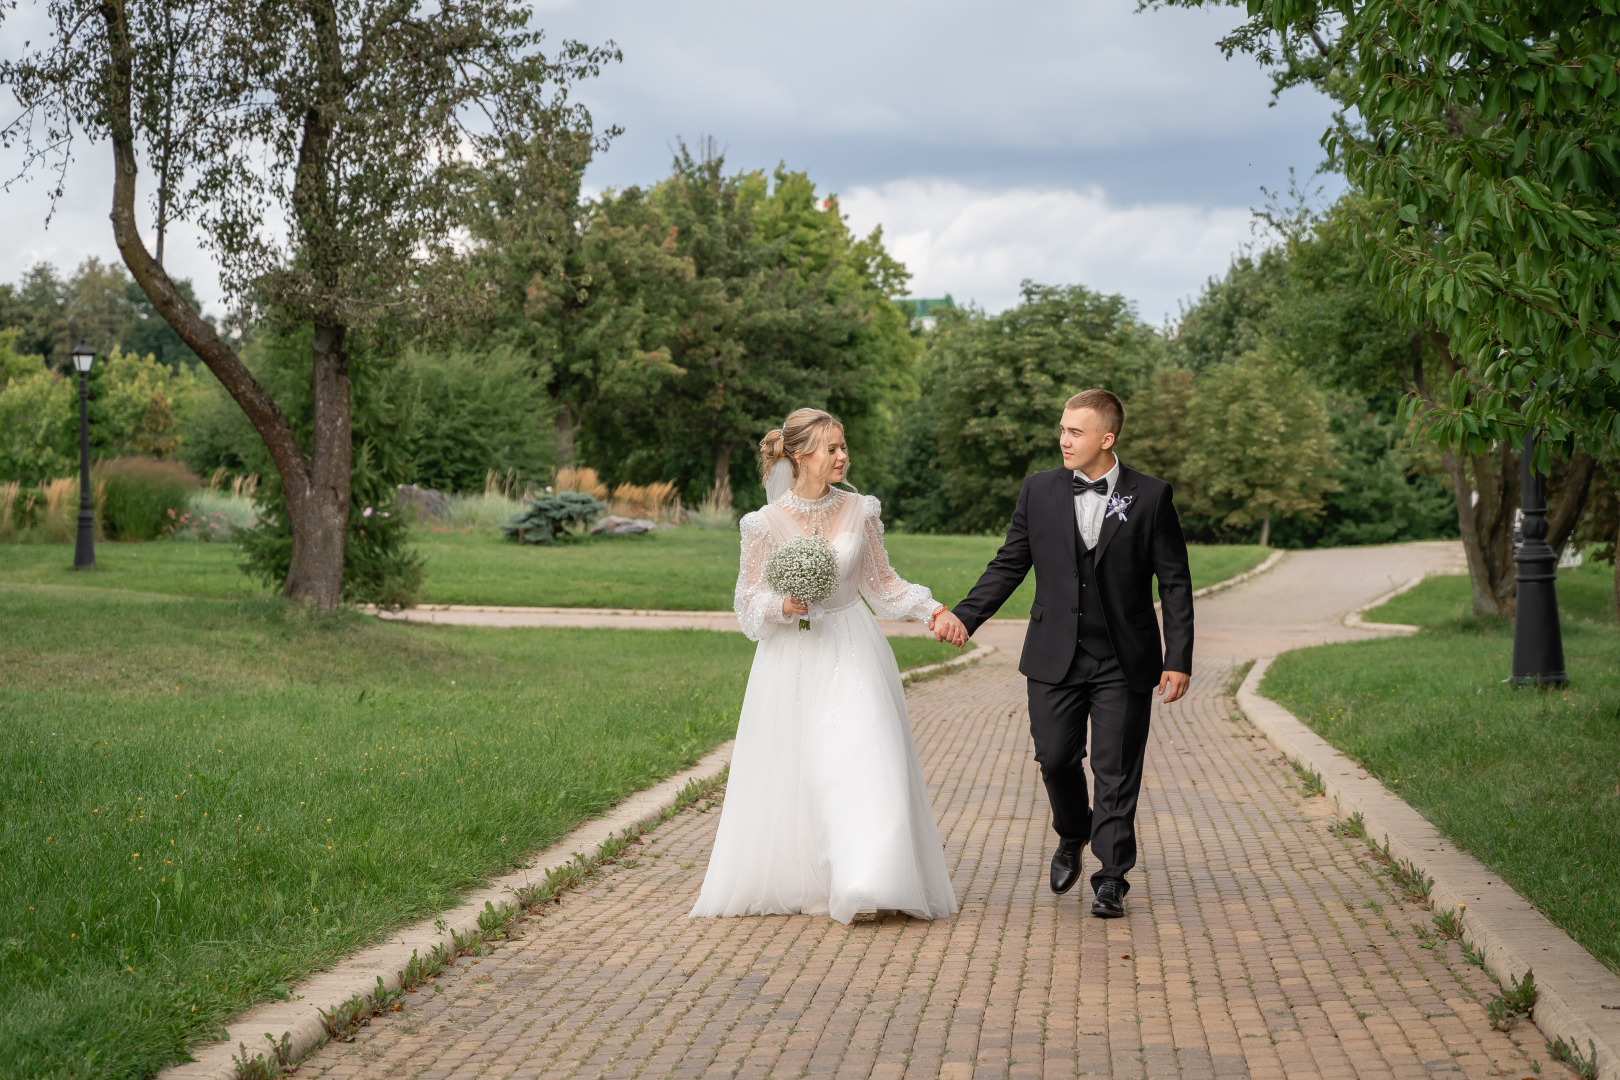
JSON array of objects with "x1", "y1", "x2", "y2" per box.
[
  {"x1": 900, "y1": 643, "x2": 997, "y2": 685},
  {"x1": 1191, "y1": 547, "x2": 1285, "y2": 600},
  {"x1": 1238, "y1": 657, "x2": 1620, "y2": 1080},
  {"x1": 1341, "y1": 555, "x2": 1468, "y2": 634}
]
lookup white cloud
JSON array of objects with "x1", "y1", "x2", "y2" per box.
[{"x1": 842, "y1": 179, "x2": 1256, "y2": 323}]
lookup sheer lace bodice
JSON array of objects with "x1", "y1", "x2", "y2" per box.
[{"x1": 734, "y1": 490, "x2": 936, "y2": 641}]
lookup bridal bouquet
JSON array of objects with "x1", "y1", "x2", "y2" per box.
[{"x1": 765, "y1": 535, "x2": 839, "y2": 630}]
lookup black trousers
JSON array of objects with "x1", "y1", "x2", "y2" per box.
[{"x1": 1027, "y1": 647, "x2": 1153, "y2": 894}]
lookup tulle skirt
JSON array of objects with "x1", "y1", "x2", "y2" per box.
[{"x1": 689, "y1": 601, "x2": 959, "y2": 924}]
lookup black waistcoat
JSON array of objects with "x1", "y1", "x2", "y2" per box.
[{"x1": 1078, "y1": 525, "x2": 1115, "y2": 659}]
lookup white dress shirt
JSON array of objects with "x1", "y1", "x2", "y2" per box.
[{"x1": 1073, "y1": 454, "x2": 1120, "y2": 550}]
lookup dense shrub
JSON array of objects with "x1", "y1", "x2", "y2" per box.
[
  {"x1": 0, "y1": 329, "x2": 75, "y2": 484},
  {"x1": 407, "y1": 348, "x2": 554, "y2": 492},
  {"x1": 94, "y1": 457, "x2": 199, "y2": 540},
  {"x1": 181, "y1": 346, "x2": 555, "y2": 498}
]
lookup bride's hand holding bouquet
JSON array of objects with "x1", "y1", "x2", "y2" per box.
[{"x1": 767, "y1": 534, "x2": 839, "y2": 630}]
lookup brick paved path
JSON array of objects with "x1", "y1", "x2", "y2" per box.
[{"x1": 305, "y1": 543, "x2": 1565, "y2": 1080}]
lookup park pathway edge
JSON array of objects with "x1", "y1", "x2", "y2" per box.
[
  {"x1": 1238, "y1": 657, "x2": 1620, "y2": 1080},
  {"x1": 159, "y1": 743, "x2": 739, "y2": 1080}
]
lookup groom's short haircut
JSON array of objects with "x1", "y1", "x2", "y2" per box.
[{"x1": 1065, "y1": 389, "x2": 1125, "y2": 437}]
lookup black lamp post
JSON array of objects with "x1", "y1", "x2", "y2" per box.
[
  {"x1": 70, "y1": 340, "x2": 96, "y2": 570},
  {"x1": 1510, "y1": 428, "x2": 1566, "y2": 685}
]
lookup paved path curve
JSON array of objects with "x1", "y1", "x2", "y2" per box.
[{"x1": 303, "y1": 541, "x2": 1575, "y2": 1080}]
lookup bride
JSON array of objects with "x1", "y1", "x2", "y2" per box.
[{"x1": 689, "y1": 408, "x2": 959, "y2": 924}]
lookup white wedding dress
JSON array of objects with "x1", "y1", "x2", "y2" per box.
[{"x1": 689, "y1": 488, "x2": 959, "y2": 924}]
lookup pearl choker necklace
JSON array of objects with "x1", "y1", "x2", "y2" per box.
[{"x1": 779, "y1": 487, "x2": 845, "y2": 535}]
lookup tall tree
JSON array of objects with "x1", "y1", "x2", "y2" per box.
[
  {"x1": 1154, "y1": 0, "x2": 1614, "y2": 614},
  {"x1": 890, "y1": 283, "x2": 1161, "y2": 534},
  {"x1": 0, "y1": 264, "x2": 71, "y2": 363},
  {"x1": 576, "y1": 148, "x2": 917, "y2": 508},
  {"x1": 2, "y1": 0, "x2": 615, "y2": 608},
  {"x1": 466, "y1": 132, "x2": 685, "y2": 469},
  {"x1": 1180, "y1": 347, "x2": 1338, "y2": 545},
  {"x1": 1168, "y1": 200, "x2": 1455, "y2": 549}
]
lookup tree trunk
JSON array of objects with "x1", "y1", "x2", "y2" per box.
[
  {"x1": 1444, "y1": 444, "x2": 1520, "y2": 618},
  {"x1": 281, "y1": 322, "x2": 352, "y2": 608},
  {"x1": 554, "y1": 405, "x2": 576, "y2": 467},
  {"x1": 1546, "y1": 447, "x2": 1596, "y2": 557},
  {"x1": 1259, "y1": 511, "x2": 1272, "y2": 548},
  {"x1": 102, "y1": 0, "x2": 343, "y2": 608},
  {"x1": 1420, "y1": 333, "x2": 1518, "y2": 618},
  {"x1": 714, "y1": 442, "x2": 732, "y2": 497}
]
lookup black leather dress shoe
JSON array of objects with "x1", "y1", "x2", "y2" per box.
[
  {"x1": 1049, "y1": 842, "x2": 1083, "y2": 894},
  {"x1": 1091, "y1": 878, "x2": 1126, "y2": 918}
]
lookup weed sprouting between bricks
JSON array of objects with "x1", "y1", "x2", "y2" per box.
[
  {"x1": 1483, "y1": 969, "x2": 1536, "y2": 1031},
  {"x1": 231, "y1": 1032, "x2": 293, "y2": 1080},
  {"x1": 1549, "y1": 1036, "x2": 1600, "y2": 1080},
  {"x1": 1290, "y1": 759, "x2": 1326, "y2": 798},
  {"x1": 1224, "y1": 659, "x2": 1256, "y2": 698}
]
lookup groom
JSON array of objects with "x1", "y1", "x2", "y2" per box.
[{"x1": 931, "y1": 389, "x2": 1193, "y2": 918}]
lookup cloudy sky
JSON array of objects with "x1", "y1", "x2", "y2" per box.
[{"x1": 1, "y1": 0, "x2": 1336, "y2": 323}]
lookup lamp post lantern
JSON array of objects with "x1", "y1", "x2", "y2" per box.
[
  {"x1": 70, "y1": 340, "x2": 96, "y2": 570},
  {"x1": 1510, "y1": 428, "x2": 1566, "y2": 686}
]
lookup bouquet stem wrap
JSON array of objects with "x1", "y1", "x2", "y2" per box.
[{"x1": 764, "y1": 535, "x2": 840, "y2": 631}]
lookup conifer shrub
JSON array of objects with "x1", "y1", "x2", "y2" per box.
[{"x1": 502, "y1": 492, "x2": 606, "y2": 544}]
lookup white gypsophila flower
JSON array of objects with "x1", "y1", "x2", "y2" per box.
[{"x1": 765, "y1": 535, "x2": 840, "y2": 614}]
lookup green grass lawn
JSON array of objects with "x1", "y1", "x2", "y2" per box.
[
  {"x1": 0, "y1": 530, "x2": 1270, "y2": 617},
  {"x1": 0, "y1": 541, "x2": 269, "y2": 599},
  {"x1": 0, "y1": 586, "x2": 752, "y2": 1079},
  {"x1": 1263, "y1": 559, "x2": 1619, "y2": 974},
  {"x1": 0, "y1": 578, "x2": 973, "y2": 1079}
]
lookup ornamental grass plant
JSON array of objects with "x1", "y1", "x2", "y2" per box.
[
  {"x1": 95, "y1": 457, "x2": 199, "y2": 541},
  {"x1": 554, "y1": 465, "x2": 609, "y2": 500},
  {"x1": 688, "y1": 477, "x2": 736, "y2": 531},
  {"x1": 0, "y1": 476, "x2": 106, "y2": 543},
  {"x1": 171, "y1": 490, "x2": 260, "y2": 541},
  {"x1": 609, "y1": 480, "x2": 681, "y2": 523}
]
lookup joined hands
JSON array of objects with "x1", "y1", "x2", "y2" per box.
[{"x1": 931, "y1": 607, "x2": 968, "y2": 649}]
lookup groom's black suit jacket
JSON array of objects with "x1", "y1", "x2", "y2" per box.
[{"x1": 952, "y1": 464, "x2": 1194, "y2": 692}]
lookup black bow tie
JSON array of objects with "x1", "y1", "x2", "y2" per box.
[{"x1": 1073, "y1": 475, "x2": 1108, "y2": 496}]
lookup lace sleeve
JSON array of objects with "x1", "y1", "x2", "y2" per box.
[
  {"x1": 735, "y1": 512, "x2": 791, "y2": 642},
  {"x1": 857, "y1": 495, "x2": 938, "y2": 623}
]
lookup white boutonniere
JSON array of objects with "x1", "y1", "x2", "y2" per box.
[{"x1": 1106, "y1": 492, "x2": 1134, "y2": 522}]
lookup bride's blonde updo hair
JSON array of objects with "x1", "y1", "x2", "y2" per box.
[{"x1": 759, "y1": 407, "x2": 854, "y2": 488}]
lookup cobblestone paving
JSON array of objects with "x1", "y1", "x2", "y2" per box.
[{"x1": 303, "y1": 639, "x2": 1568, "y2": 1080}]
